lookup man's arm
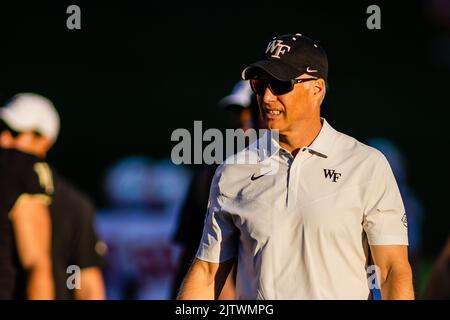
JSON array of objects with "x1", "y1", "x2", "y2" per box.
[
  {"x1": 11, "y1": 195, "x2": 54, "y2": 299},
  {"x1": 370, "y1": 245, "x2": 414, "y2": 300},
  {"x1": 218, "y1": 263, "x2": 236, "y2": 300},
  {"x1": 177, "y1": 258, "x2": 235, "y2": 300},
  {"x1": 74, "y1": 267, "x2": 105, "y2": 300}
]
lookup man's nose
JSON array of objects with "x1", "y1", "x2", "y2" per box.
[{"x1": 262, "y1": 87, "x2": 277, "y2": 103}]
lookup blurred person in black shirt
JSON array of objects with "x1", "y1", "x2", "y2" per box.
[
  {"x1": 0, "y1": 93, "x2": 105, "y2": 299},
  {"x1": 172, "y1": 81, "x2": 258, "y2": 299},
  {"x1": 50, "y1": 170, "x2": 106, "y2": 299},
  {"x1": 0, "y1": 94, "x2": 56, "y2": 299}
]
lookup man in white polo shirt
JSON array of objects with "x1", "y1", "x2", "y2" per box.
[{"x1": 178, "y1": 34, "x2": 414, "y2": 300}]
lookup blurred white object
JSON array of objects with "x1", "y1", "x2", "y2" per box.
[
  {"x1": 0, "y1": 93, "x2": 60, "y2": 141},
  {"x1": 217, "y1": 80, "x2": 253, "y2": 109}
]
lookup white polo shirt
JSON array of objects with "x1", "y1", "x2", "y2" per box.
[{"x1": 196, "y1": 118, "x2": 408, "y2": 300}]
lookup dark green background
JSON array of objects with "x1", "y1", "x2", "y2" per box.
[{"x1": 0, "y1": 1, "x2": 448, "y2": 257}]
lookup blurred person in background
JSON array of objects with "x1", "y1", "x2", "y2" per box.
[
  {"x1": 424, "y1": 235, "x2": 450, "y2": 299},
  {"x1": 99, "y1": 157, "x2": 191, "y2": 299},
  {"x1": 0, "y1": 93, "x2": 105, "y2": 300},
  {"x1": 50, "y1": 168, "x2": 106, "y2": 299},
  {"x1": 0, "y1": 100, "x2": 55, "y2": 299},
  {"x1": 171, "y1": 81, "x2": 258, "y2": 299}
]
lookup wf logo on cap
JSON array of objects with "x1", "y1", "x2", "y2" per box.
[{"x1": 266, "y1": 40, "x2": 291, "y2": 59}]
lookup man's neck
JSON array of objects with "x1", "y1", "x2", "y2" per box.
[
  {"x1": 8, "y1": 146, "x2": 46, "y2": 159},
  {"x1": 278, "y1": 117, "x2": 322, "y2": 156}
]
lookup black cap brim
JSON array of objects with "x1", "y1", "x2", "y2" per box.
[{"x1": 241, "y1": 59, "x2": 303, "y2": 81}]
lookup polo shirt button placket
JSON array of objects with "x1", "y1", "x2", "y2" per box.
[
  {"x1": 282, "y1": 151, "x2": 293, "y2": 208},
  {"x1": 285, "y1": 150, "x2": 300, "y2": 208},
  {"x1": 288, "y1": 148, "x2": 311, "y2": 209}
]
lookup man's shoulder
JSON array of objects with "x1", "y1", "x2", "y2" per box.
[
  {"x1": 212, "y1": 147, "x2": 261, "y2": 193},
  {"x1": 328, "y1": 131, "x2": 395, "y2": 189},
  {"x1": 51, "y1": 171, "x2": 95, "y2": 218},
  {"x1": 333, "y1": 129, "x2": 385, "y2": 164},
  {"x1": 1, "y1": 148, "x2": 40, "y2": 173},
  {"x1": 0, "y1": 148, "x2": 52, "y2": 193}
]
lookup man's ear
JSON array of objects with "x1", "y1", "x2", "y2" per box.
[{"x1": 313, "y1": 79, "x2": 326, "y2": 96}]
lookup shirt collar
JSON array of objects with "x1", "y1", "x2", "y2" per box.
[
  {"x1": 256, "y1": 117, "x2": 337, "y2": 161},
  {"x1": 306, "y1": 118, "x2": 337, "y2": 158}
]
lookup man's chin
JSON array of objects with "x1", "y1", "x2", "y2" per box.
[
  {"x1": 266, "y1": 120, "x2": 283, "y2": 131},
  {"x1": 265, "y1": 122, "x2": 289, "y2": 137}
]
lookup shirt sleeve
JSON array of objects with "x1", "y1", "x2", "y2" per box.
[
  {"x1": 24, "y1": 161, "x2": 54, "y2": 201},
  {"x1": 8, "y1": 160, "x2": 53, "y2": 221},
  {"x1": 195, "y1": 166, "x2": 239, "y2": 263},
  {"x1": 363, "y1": 152, "x2": 409, "y2": 246},
  {"x1": 3, "y1": 151, "x2": 51, "y2": 196}
]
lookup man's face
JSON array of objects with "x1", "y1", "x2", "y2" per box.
[
  {"x1": 2, "y1": 130, "x2": 53, "y2": 158},
  {"x1": 256, "y1": 74, "x2": 322, "y2": 134}
]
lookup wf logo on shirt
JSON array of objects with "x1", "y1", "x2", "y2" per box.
[{"x1": 323, "y1": 169, "x2": 342, "y2": 182}]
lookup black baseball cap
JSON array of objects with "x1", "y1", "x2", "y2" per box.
[{"x1": 241, "y1": 33, "x2": 328, "y2": 82}]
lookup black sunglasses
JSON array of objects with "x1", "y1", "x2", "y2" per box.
[{"x1": 250, "y1": 77, "x2": 318, "y2": 96}]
